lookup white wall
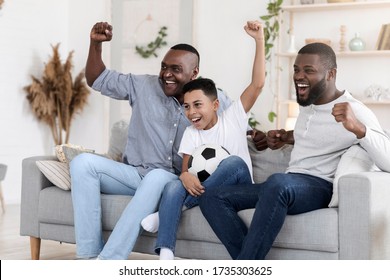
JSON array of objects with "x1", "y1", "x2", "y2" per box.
[
  {"x1": 1, "y1": 0, "x2": 389, "y2": 205},
  {"x1": 0, "y1": 0, "x2": 110, "y2": 205},
  {"x1": 193, "y1": 0, "x2": 273, "y2": 130}
]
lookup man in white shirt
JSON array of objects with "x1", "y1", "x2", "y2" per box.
[{"x1": 199, "y1": 42, "x2": 390, "y2": 260}]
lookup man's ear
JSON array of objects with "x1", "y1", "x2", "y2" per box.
[
  {"x1": 327, "y1": 68, "x2": 337, "y2": 81},
  {"x1": 191, "y1": 66, "x2": 199, "y2": 80}
]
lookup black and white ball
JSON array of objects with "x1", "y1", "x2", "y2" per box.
[{"x1": 187, "y1": 143, "x2": 230, "y2": 182}]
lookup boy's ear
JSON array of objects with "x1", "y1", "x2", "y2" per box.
[{"x1": 213, "y1": 99, "x2": 220, "y2": 111}]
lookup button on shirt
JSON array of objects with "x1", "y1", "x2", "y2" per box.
[{"x1": 93, "y1": 69, "x2": 232, "y2": 176}]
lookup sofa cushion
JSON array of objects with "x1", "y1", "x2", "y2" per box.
[
  {"x1": 55, "y1": 143, "x2": 95, "y2": 163},
  {"x1": 329, "y1": 144, "x2": 377, "y2": 207},
  {"x1": 248, "y1": 138, "x2": 292, "y2": 183},
  {"x1": 38, "y1": 186, "x2": 338, "y2": 254},
  {"x1": 106, "y1": 119, "x2": 129, "y2": 162},
  {"x1": 62, "y1": 145, "x2": 95, "y2": 162},
  {"x1": 36, "y1": 161, "x2": 71, "y2": 191},
  {"x1": 238, "y1": 207, "x2": 339, "y2": 252}
]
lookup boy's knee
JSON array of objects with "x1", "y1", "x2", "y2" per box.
[
  {"x1": 221, "y1": 155, "x2": 244, "y2": 166},
  {"x1": 164, "y1": 180, "x2": 183, "y2": 194}
]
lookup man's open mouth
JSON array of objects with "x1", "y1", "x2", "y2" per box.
[{"x1": 296, "y1": 82, "x2": 309, "y2": 95}]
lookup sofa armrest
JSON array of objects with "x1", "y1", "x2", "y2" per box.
[
  {"x1": 20, "y1": 155, "x2": 57, "y2": 237},
  {"x1": 338, "y1": 171, "x2": 390, "y2": 259}
]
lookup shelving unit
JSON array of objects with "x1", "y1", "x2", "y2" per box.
[
  {"x1": 275, "y1": 0, "x2": 390, "y2": 129},
  {"x1": 282, "y1": 0, "x2": 390, "y2": 11}
]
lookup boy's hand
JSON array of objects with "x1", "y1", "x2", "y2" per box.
[
  {"x1": 90, "y1": 22, "x2": 113, "y2": 43},
  {"x1": 248, "y1": 129, "x2": 268, "y2": 151},
  {"x1": 244, "y1": 20, "x2": 264, "y2": 41},
  {"x1": 180, "y1": 172, "x2": 205, "y2": 197}
]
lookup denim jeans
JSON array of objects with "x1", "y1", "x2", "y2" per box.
[
  {"x1": 199, "y1": 172, "x2": 333, "y2": 259},
  {"x1": 70, "y1": 153, "x2": 178, "y2": 259},
  {"x1": 154, "y1": 156, "x2": 252, "y2": 254}
]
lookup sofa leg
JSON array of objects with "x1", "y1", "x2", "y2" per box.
[{"x1": 30, "y1": 236, "x2": 41, "y2": 260}]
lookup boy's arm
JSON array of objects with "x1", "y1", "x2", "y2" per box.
[
  {"x1": 180, "y1": 154, "x2": 205, "y2": 196},
  {"x1": 240, "y1": 21, "x2": 265, "y2": 113}
]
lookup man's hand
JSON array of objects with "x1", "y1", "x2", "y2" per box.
[
  {"x1": 332, "y1": 102, "x2": 366, "y2": 139},
  {"x1": 90, "y1": 22, "x2": 113, "y2": 43},
  {"x1": 180, "y1": 172, "x2": 205, "y2": 197},
  {"x1": 249, "y1": 129, "x2": 268, "y2": 151},
  {"x1": 267, "y1": 129, "x2": 291, "y2": 150}
]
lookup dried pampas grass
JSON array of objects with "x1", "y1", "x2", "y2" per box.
[{"x1": 24, "y1": 43, "x2": 90, "y2": 145}]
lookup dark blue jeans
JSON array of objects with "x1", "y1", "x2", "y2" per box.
[
  {"x1": 155, "y1": 156, "x2": 252, "y2": 254},
  {"x1": 198, "y1": 172, "x2": 333, "y2": 259}
]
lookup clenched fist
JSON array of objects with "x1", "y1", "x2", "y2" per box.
[{"x1": 90, "y1": 22, "x2": 113, "y2": 43}]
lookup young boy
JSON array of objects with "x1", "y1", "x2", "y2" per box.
[{"x1": 141, "y1": 20, "x2": 265, "y2": 260}]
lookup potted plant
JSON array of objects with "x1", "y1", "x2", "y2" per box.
[
  {"x1": 24, "y1": 44, "x2": 90, "y2": 145},
  {"x1": 260, "y1": 0, "x2": 284, "y2": 124}
]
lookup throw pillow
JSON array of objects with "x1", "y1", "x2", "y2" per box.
[
  {"x1": 106, "y1": 119, "x2": 129, "y2": 162},
  {"x1": 62, "y1": 145, "x2": 95, "y2": 163},
  {"x1": 36, "y1": 160, "x2": 71, "y2": 191},
  {"x1": 248, "y1": 138, "x2": 292, "y2": 184},
  {"x1": 328, "y1": 144, "x2": 377, "y2": 208},
  {"x1": 55, "y1": 143, "x2": 95, "y2": 163}
]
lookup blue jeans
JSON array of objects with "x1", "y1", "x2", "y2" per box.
[
  {"x1": 70, "y1": 153, "x2": 178, "y2": 259},
  {"x1": 154, "y1": 156, "x2": 252, "y2": 254},
  {"x1": 198, "y1": 172, "x2": 333, "y2": 259}
]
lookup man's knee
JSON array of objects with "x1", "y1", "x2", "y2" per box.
[
  {"x1": 199, "y1": 186, "x2": 220, "y2": 208},
  {"x1": 260, "y1": 173, "x2": 291, "y2": 200},
  {"x1": 70, "y1": 153, "x2": 96, "y2": 175},
  {"x1": 147, "y1": 169, "x2": 177, "y2": 181}
]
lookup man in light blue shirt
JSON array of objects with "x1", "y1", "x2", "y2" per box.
[{"x1": 70, "y1": 22, "x2": 231, "y2": 259}]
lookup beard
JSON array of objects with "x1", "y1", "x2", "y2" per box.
[{"x1": 296, "y1": 76, "x2": 326, "y2": 107}]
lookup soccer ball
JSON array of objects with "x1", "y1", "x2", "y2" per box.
[{"x1": 187, "y1": 143, "x2": 230, "y2": 182}]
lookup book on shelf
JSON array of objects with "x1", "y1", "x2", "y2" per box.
[{"x1": 376, "y1": 23, "x2": 390, "y2": 50}]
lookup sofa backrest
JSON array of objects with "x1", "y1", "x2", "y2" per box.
[{"x1": 247, "y1": 139, "x2": 292, "y2": 183}]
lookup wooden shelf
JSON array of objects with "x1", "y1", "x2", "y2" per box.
[
  {"x1": 357, "y1": 99, "x2": 390, "y2": 105},
  {"x1": 277, "y1": 50, "x2": 390, "y2": 57},
  {"x1": 275, "y1": 1, "x2": 390, "y2": 128},
  {"x1": 282, "y1": 1, "x2": 390, "y2": 12},
  {"x1": 335, "y1": 50, "x2": 390, "y2": 57}
]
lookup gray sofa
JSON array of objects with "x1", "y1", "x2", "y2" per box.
[{"x1": 20, "y1": 135, "x2": 390, "y2": 260}]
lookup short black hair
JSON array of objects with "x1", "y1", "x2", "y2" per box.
[
  {"x1": 298, "y1": 42, "x2": 337, "y2": 70},
  {"x1": 182, "y1": 78, "x2": 217, "y2": 100},
  {"x1": 171, "y1": 43, "x2": 200, "y2": 67}
]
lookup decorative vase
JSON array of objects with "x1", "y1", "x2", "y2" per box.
[
  {"x1": 287, "y1": 34, "x2": 297, "y2": 53},
  {"x1": 349, "y1": 33, "x2": 365, "y2": 51}
]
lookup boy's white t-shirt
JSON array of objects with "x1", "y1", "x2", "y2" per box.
[{"x1": 179, "y1": 99, "x2": 253, "y2": 179}]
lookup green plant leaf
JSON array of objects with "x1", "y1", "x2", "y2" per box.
[
  {"x1": 268, "y1": 111, "x2": 277, "y2": 123},
  {"x1": 135, "y1": 26, "x2": 168, "y2": 59}
]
